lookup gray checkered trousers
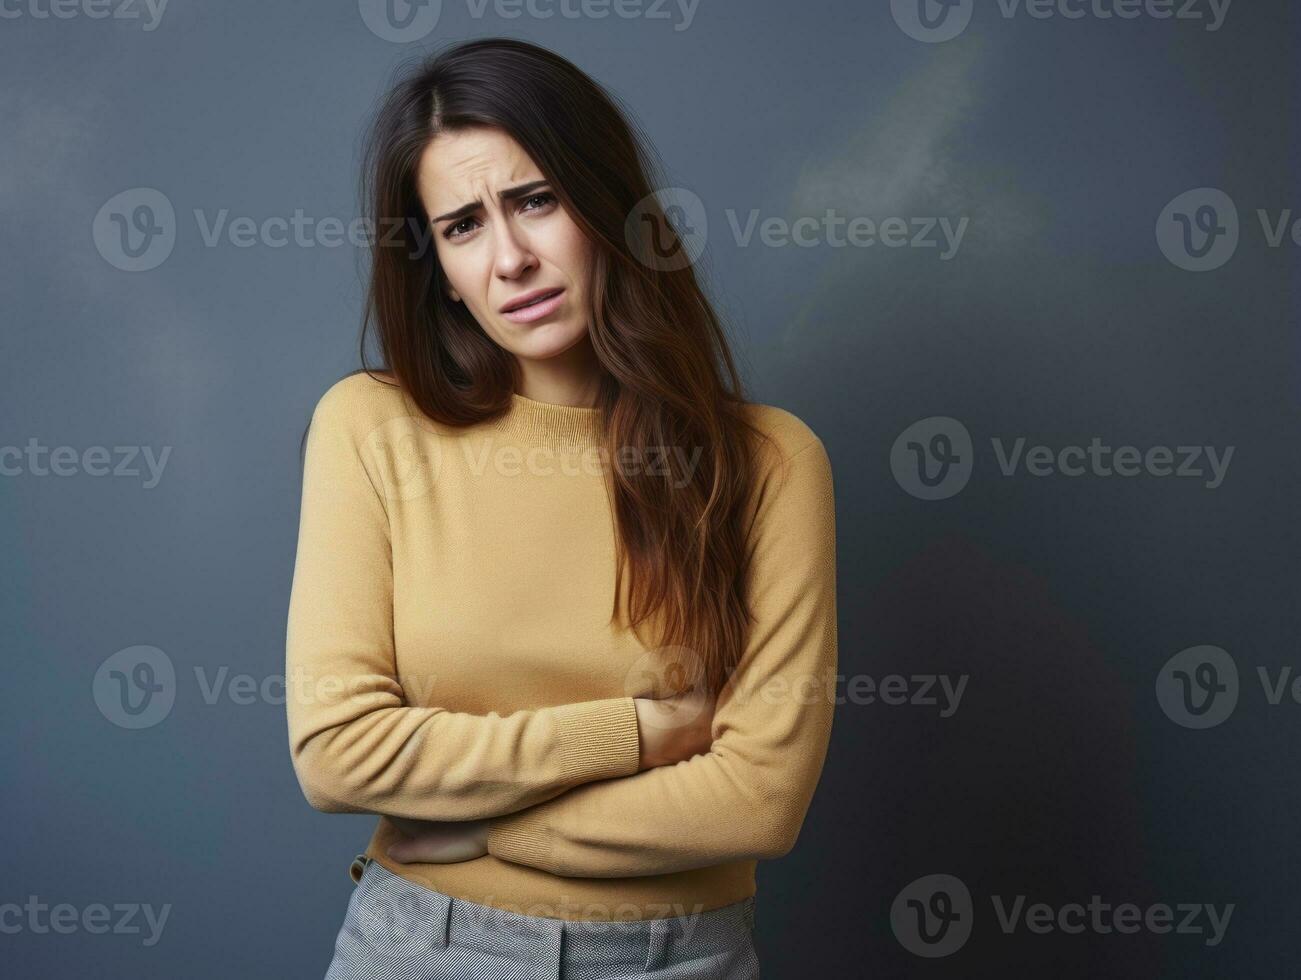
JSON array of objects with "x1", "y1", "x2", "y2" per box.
[{"x1": 323, "y1": 855, "x2": 761, "y2": 979}]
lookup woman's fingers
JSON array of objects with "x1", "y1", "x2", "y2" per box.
[
  {"x1": 385, "y1": 818, "x2": 490, "y2": 864},
  {"x1": 387, "y1": 816, "x2": 429, "y2": 837}
]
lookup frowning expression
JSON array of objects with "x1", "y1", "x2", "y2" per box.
[{"x1": 418, "y1": 126, "x2": 595, "y2": 363}]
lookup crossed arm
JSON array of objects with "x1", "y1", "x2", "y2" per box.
[
  {"x1": 484, "y1": 438, "x2": 839, "y2": 877},
  {"x1": 286, "y1": 385, "x2": 838, "y2": 878},
  {"x1": 286, "y1": 387, "x2": 645, "y2": 822}
]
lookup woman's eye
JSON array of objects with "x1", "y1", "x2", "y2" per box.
[
  {"x1": 523, "y1": 192, "x2": 556, "y2": 211},
  {"x1": 444, "y1": 192, "x2": 555, "y2": 240}
]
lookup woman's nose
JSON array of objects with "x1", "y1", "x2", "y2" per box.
[{"x1": 492, "y1": 226, "x2": 537, "y2": 278}]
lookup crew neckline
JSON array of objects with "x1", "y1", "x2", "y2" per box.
[{"x1": 487, "y1": 391, "x2": 603, "y2": 446}]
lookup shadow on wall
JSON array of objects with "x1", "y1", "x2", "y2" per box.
[{"x1": 794, "y1": 532, "x2": 1162, "y2": 977}]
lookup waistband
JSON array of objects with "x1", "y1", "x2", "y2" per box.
[{"x1": 347, "y1": 854, "x2": 756, "y2": 969}]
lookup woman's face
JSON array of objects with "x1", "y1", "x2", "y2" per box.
[{"x1": 418, "y1": 126, "x2": 595, "y2": 366}]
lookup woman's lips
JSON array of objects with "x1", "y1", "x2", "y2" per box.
[{"x1": 500, "y1": 288, "x2": 565, "y2": 323}]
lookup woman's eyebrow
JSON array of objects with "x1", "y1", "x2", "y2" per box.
[{"x1": 431, "y1": 179, "x2": 551, "y2": 224}]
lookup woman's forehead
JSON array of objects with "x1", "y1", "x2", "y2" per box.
[{"x1": 417, "y1": 129, "x2": 543, "y2": 211}]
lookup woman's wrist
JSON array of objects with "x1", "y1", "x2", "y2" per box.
[
  {"x1": 632, "y1": 697, "x2": 657, "y2": 770},
  {"x1": 633, "y1": 693, "x2": 712, "y2": 770}
]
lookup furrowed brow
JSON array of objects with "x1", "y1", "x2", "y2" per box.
[{"x1": 431, "y1": 179, "x2": 551, "y2": 224}]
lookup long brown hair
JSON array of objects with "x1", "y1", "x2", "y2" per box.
[{"x1": 340, "y1": 38, "x2": 772, "y2": 698}]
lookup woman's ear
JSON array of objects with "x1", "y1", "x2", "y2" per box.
[{"x1": 445, "y1": 285, "x2": 461, "y2": 303}]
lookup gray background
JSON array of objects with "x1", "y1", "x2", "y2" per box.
[{"x1": 2, "y1": 0, "x2": 1297, "y2": 976}]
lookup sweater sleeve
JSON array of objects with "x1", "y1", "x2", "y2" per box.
[
  {"x1": 285, "y1": 382, "x2": 642, "y2": 820},
  {"x1": 485, "y1": 434, "x2": 838, "y2": 877}
]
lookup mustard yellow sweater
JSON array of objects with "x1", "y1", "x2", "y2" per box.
[{"x1": 285, "y1": 371, "x2": 838, "y2": 921}]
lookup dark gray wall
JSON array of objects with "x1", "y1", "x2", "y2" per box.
[{"x1": 2, "y1": 1, "x2": 1296, "y2": 977}]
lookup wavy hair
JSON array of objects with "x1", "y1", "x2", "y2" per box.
[{"x1": 343, "y1": 37, "x2": 771, "y2": 698}]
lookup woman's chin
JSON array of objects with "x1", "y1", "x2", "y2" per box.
[{"x1": 507, "y1": 322, "x2": 589, "y2": 361}]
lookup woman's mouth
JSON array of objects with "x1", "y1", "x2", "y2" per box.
[{"x1": 500, "y1": 288, "x2": 565, "y2": 323}]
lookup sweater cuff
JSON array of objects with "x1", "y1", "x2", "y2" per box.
[
  {"x1": 487, "y1": 807, "x2": 555, "y2": 871},
  {"x1": 551, "y1": 696, "x2": 641, "y2": 782}
]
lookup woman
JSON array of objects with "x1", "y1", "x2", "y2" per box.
[{"x1": 286, "y1": 37, "x2": 838, "y2": 979}]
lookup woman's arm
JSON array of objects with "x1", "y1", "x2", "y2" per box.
[
  {"x1": 483, "y1": 435, "x2": 839, "y2": 877},
  {"x1": 285, "y1": 381, "x2": 645, "y2": 821}
]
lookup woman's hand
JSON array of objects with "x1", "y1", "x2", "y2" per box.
[
  {"x1": 385, "y1": 816, "x2": 490, "y2": 864},
  {"x1": 634, "y1": 687, "x2": 717, "y2": 771}
]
